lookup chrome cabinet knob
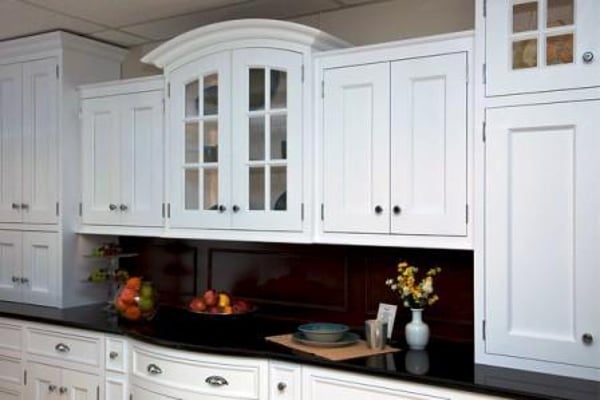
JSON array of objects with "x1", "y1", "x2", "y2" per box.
[
  {"x1": 374, "y1": 205, "x2": 383, "y2": 214},
  {"x1": 147, "y1": 364, "x2": 162, "y2": 375},
  {"x1": 48, "y1": 384, "x2": 57, "y2": 392},
  {"x1": 55, "y1": 343, "x2": 70, "y2": 353},
  {"x1": 392, "y1": 205, "x2": 402, "y2": 215},
  {"x1": 119, "y1": 204, "x2": 128, "y2": 211},
  {"x1": 218, "y1": 205, "x2": 227, "y2": 213},
  {"x1": 582, "y1": 51, "x2": 594, "y2": 63},
  {"x1": 109, "y1": 203, "x2": 117, "y2": 211},
  {"x1": 232, "y1": 205, "x2": 240, "y2": 213},
  {"x1": 277, "y1": 382, "x2": 287, "y2": 392},
  {"x1": 20, "y1": 277, "x2": 29, "y2": 284},
  {"x1": 20, "y1": 203, "x2": 29, "y2": 210},
  {"x1": 11, "y1": 276, "x2": 19, "y2": 283},
  {"x1": 582, "y1": 333, "x2": 594, "y2": 345},
  {"x1": 11, "y1": 203, "x2": 20, "y2": 210},
  {"x1": 205, "y1": 375, "x2": 228, "y2": 386},
  {"x1": 109, "y1": 351, "x2": 119, "y2": 360},
  {"x1": 59, "y1": 387, "x2": 68, "y2": 394}
]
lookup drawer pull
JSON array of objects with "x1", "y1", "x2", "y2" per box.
[
  {"x1": 59, "y1": 386, "x2": 68, "y2": 394},
  {"x1": 55, "y1": 343, "x2": 70, "y2": 353},
  {"x1": 147, "y1": 364, "x2": 163, "y2": 375},
  {"x1": 109, "y1": 351, "x2": 119, "y2": 360},
  {"x1": 205, "y1": 375, "x2": 228, "y2": 386},
  {"x1": 48, "y1": 384, "x2": 57, "y2": 392}
]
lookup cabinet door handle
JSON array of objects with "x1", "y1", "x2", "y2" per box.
[
  {"x1": 109, "y1": 203, "x2": 117, "y2": 211},
  {"x1": 232, "y1": 205, "x2": 240, "y2": 213},
  {"x1": 11, "y1": 203, "x2": 20, "y2": 210},
  {"x1": 374, "y1": 205, "x2": 383, "y2": 214},
  {"x1": 59, "y1": 386, "x2": 68, "y2": 394},
  {"x1": 146, "y1": 363, "x2": 163, "y2": 375},
  {"x1": 48, "y1": 384, "x2": 57, "y2": 392},
  {"x1": 20, "y1": 277, "x2": 29, "y2": 284},
  {"x1": 582, "y1": 51, "x2": 594, "y2": 63},
  {"x1": 582, "y1": 333, "x2": 594, "y2": 345},
  {"x1": 205, "y1": 375, "x2": 228, "y2": 386},
  {"x1": 119, "y1": 204, "x2": 128, "y2": 211},
  {"x1": 11, "y1": 276, "x2": 19, "y2": 283},
  {"x1": 55, "y1": 343, "x2": 70, "y2": 353},
  {"x1": 20, "y1": 203, "x2": 29, "y2": 210},
  {"x1": 277, "y1": 382, "x2": 287, "y2": 392},
  {"x1": 218, "y1": 204, "x2": 227, "y2": 213},
  {"x1": 392, "y1": 205, "x2": 402, "y2": 215},
  {"x1": 109, "y1": 351, "x2": 119, "y2": 360}
]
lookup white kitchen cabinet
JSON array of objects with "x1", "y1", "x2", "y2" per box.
[
  {"x1": 0, "y1": 31, "x2": 126, "y2": 307},
  {"x1": 484, "y1": 101, "x2": 600, "y2": 369},
  {"x1": 25, "y1": 363, "x2": 99, "y2": 400},
  {"x1": 0, "y1": 58, "x2": 58, "y2": 224},
  {"x1": 80, "y1": 76, "x2": 164, "y2": 228},
  {"x1": 318, "y1": 35, "x2": 470, "y2": 248},
  {"x1": 0, "y1": 319, "x2": 23, "y2": 400},
  {"x1": 105, "y1": 336, "x2": 128, "y2": 400},
  {"x1": 269, "y1": 361, "x2": 301, "y2": 400},
  {"x1": 485, "y1": 0, "x2": 600, "y2": 96},
  {"x1": 0, "y1": 231, "x2": 58, "y2": 306},
  {"x1": 142, "y1": 19, "x2": 347, "y2": 240}
]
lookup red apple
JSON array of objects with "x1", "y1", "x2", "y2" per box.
[
  {"x1": 203, "y1": 289, "x2": 218, "y2": 307},
  {"x1": 232, "y1": 299, "x2": 250, "y2": 313},
  {"x1": 189, "y1": 297, "x2": 207, "y2": 312}
]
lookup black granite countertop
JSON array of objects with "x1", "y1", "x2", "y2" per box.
[{"x1": 0, "y1": 301, "x2": 597, "y2": 400}]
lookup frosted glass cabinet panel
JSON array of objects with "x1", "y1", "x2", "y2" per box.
[
  {"x1": 486, "y1": 0, "x2": 600, "y2": 95},
  {"x1": 485, "y1": 101, "x2": 600, "y2": 368}
]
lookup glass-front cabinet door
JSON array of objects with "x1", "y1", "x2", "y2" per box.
[
  {"x1": 169, "y1": 52, "x2": 231, "y2": 228},
  {"x1": 486, "y1": 0, "x2": 600, "y2": 95},
  {"x1": 231, "y1": 49, "x2": 303, "y2": 231}
]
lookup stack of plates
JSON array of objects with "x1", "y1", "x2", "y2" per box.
[{"x1": 292, "y1": 323, "x2": 359, "y2": 348}]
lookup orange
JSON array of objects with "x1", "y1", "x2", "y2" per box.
[
  {"x1": 124, "y1": 306, "x2": 141, "y2": 320},
  {"x1": 125, "y1": 277, "x2": 142, "y2": 291},
  {"x1": 120, "y1": 288, "x2": 137, "y2": 304}
]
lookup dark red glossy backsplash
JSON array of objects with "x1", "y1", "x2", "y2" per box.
[{"x1": 119, "y1": 237, "x2": 473, "y2": 343}]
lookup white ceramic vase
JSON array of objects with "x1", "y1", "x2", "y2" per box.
[{"x1": 405, "y1": 308, "x2": 429, "y2": 350}]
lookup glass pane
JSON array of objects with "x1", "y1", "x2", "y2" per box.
[
  {"x1": 204, "y1": 74, "x2": 218, "y2": 116},
  {"x1": 184, "y1": 169, "x2": 199, "y2": 210},
  {"x1": 546, "y1": 34, "x2": 573, "y2": 65},
  {"x1": 513, "y1": 39, "x2": 538, "y2": 69},
  {"x1": 270, "y1": 70, "x2": 287, "y2": 109},
  {"x1": 547, "y1": 0, "x2": 573, "y2": 27},
  {"x1": 249, "y1": 117, "x2": 265, "y2": 161},
  {"x1": 203, "y1": 169, "x2": 218, "y2": 210},
  {"x1": 270, "y1": 115, "x2": 287, "y2": 160},
  {"x1": 513, "y1": 2, "x2": 538, "y2": 33},
  {"x1": 249, "y1": 167, "x2": 265, "y2": 210},
  {"x1": 249, "y1": 68, "x2": 265, "y2": 111},
  {"x1": 185, "y1": 122, "x2": 199, "y2": 163},
  {"x1": 203, "y1": 120, "x2": 218, "y2": 163},
  {"x1": 271, "y1": 166, "x2": 287, "y2": 211},
  {"x1": 185, "y1": 80, "x2": 199, "y2": 117}
]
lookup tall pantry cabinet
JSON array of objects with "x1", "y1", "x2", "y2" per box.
[
  {"x1": 0, "y1": 32, "x2": 126, "y2": 307},
  {"x1": 475, "y1": 0, "x2": 600, "y2": 380}
]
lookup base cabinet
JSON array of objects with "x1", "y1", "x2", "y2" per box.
[{"x1": 484, "y1": 100, "x2": 600, "y2": 369}]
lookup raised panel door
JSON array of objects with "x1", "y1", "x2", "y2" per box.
[
  {"x1": 485, "y1": 101, "x2": 600, "y2": 368},
  {"x1": 25, "y1": 363, "x2": 60, "y2": 400},
  {"x1": 21, "y1": 58, "x2": 58, "y2": 224},
  {"x1": 390, "y1": 53, "x2": 467, "y2": 236},
  {"x1": 322, "y1": 63, "x2": 390, "y2": 234},
  {"x1": 0, "y1": 231, "x2": 22, "y2": 303},
  {"x1": 21, "y1": 232, "x2": 58, "y2": 306},
  {"x1": 119, "y1": 91, "x2": 163, "y2": 227},
  {"x1": 81, "y1": 96, "x2": 120, "y2": 225},
  {"x1": 486, "y1": 0, "x2": 600, "y2": 95},
  {"x1": 169, "y1": 53, "x2": 231, "y2": 228},
  {"x1": 0, "y1": 64, "x2": 22, "y2": 223},
  {"x1": 61, "y1": 369, "x2": 99, "y2": 400},
  {"x1": 231, "y1": 48, "x2": 303, "y2": 231}
]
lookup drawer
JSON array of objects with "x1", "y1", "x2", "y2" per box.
[
  {"x1": 0, "y1": 355, "x2": 21, "y2": 387},
  {"x1": 26, "y1": 326, "x2": 101, "y2": 368},
  {"x1": 133, "y1": 346, "x2": 261, "y2": 398},
  {"x1": 105, "y1": 336, "x2": 127, "y2": 373},
  {"x1": 0, "y1": 320, "x2": 23, "y2": 356}
]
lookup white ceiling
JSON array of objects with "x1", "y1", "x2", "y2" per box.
[{"x1": 0, "y1": 0, "x2": 386, "y2": 48}]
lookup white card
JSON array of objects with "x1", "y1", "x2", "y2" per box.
[{"x1": 377, "y1": 303, "x2": 398, "y2": 339}]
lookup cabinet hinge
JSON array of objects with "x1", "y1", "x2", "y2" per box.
[
  {"x1": 482, "y1": 63, "x2": 487, "y2": 84},
  {"x1": 130, "y1": 394, "x2": 133, "y2": 400},
  {"x1": 321, "y1": 80, "x2": 324, "y2": 98},
  {"x1": 96, "y1": 385, "x2": 100, "y2": 400},
  {"x1": 167, "y1": 83, "x2": 171, "y2": 98},
  {"x1": 483, "y1": 0, "x2": 487, "y2": 17},
  {"x1": 320, "y1": 203, "x2": 324, "y2": 221},
  {"x1": 301, "y1": 65, "x2": 305, "y2": 83},
  {"x1": 56, "y1": 202, "x2": 59, "y2": 217},
  {"x1": 301, "y1": 203, "x2": 305, "y2": 221},
  {"x1": 167, "y1": 203, "x2": 171, "y2": 218},
  {"x1": 482, "y1": 121, "x2": 487, "y2": 142},
  {"x1": 55, "y1": 65, "x2": 59, "y2": 79},
  {"x1": 78, "y1": 107, "x2": 82, "y2": 120},
  {"x1": 79, "y1": 202, "x2": 82, "y2": 217},
  {"x1": 162, "y1": 203, "x2": 165, "y2": 218},
  {"x1": 482, "y1": 319, "x2": 486, "y2": 341},
  {"x1": 162, "y1": 98, "x2": 165, "y2": 113},
  {"x1": 465, "y1": 204, "x2": 469, "y2": 224},
  {"x1": 24, "y1": 370, "x2": 27, "y2": 385}
]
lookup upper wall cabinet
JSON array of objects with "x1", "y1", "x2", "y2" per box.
[
  {"x1": 316, "y1": 34, "x2": 472, "y2": 249},
  {"x1": 80, "y1": 77, "x2": 164, "y2": 228},
  {"x1": 142, "y1": 19, "x2": 348, "y2": 237},
  {"x1": 486, "y1": 0, "x2": 600, "y2": 96}
]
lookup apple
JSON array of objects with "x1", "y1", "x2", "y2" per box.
[
  {"x1": 232, "y1": 299, "x2": 250, "y2": 313},
  {"x1": 208, "y1": 306, "x2": 221, "y2": 314},
  {"x1": 189, "y1": 297, "x2": 207, "y2": 312},
  {"x1": 203, "y1": 289, "x2": 218, "y2": 307}
]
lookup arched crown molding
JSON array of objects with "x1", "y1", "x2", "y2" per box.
[{"x1": 141, "y1": 19, "x2": 350, "y2": 69}]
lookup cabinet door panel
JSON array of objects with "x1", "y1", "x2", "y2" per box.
[
  {"x1": 0, "y1": 389, "x2": 20, "y2": 400},
  {"x1": 169, "y1": 53, "x2": 231, "y2": 228},
  {"x1": 486, "y1": 0, "x2": 600, "y2": 95},
  {"x1": 21, "y1": 232, "x2": 58, "y2": 306},
  {"x1": 22, "y1": 58, "x2": 58, "y2": 224},
  {"x1": 81, "y1": 96, "x2": 120, "y2": 225},
  {"x1": 231, "y1": 48, "x2": 303, "y2": 231},
  {"x1": 0, "y1": 64, "x2": 22, "y2": 223},
  {"x1": 390, "y1": 53, "x2": 467, "y2": 236},
  {"x1": 485, "y1": 101, "x2": 600, "y2": 368},
  {"x1": 322, "y1": 63, "x2": 390, "y2": 234},
  {"x1": 119, "y1": 91, "x2": 163, "y2": 226},
  {"x1": 131, "y1": 385, "x2": 178, "y2": 400},
  {"x1": 0, "y1": 231, "x2": 22, "y2": 302},
  {"x1": 25, "y1": 363, "x2": 60, "y2": 400},
  {"x1": 61, "y1": 369, "x2": 99, "y2": 400}
]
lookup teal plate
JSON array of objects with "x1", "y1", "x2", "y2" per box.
[{"x1": 292, "y1": 331, "x2": 360, "y2": 348}]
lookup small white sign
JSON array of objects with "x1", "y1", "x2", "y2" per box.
[{"x1": 377, "y1": 303, "x2": 397, "y2": 339}]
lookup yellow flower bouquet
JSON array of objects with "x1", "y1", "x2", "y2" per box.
[{"x1": 385, "y1": 261, "x2": 441, "y2": 309}]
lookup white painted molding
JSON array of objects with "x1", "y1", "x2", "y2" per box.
[
  {"x1": 79, "y1": 75, "x2": 164, "y2": 98},
  {"x1": 142, "y1": 19, "x2": 350, "y2": 69}
]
